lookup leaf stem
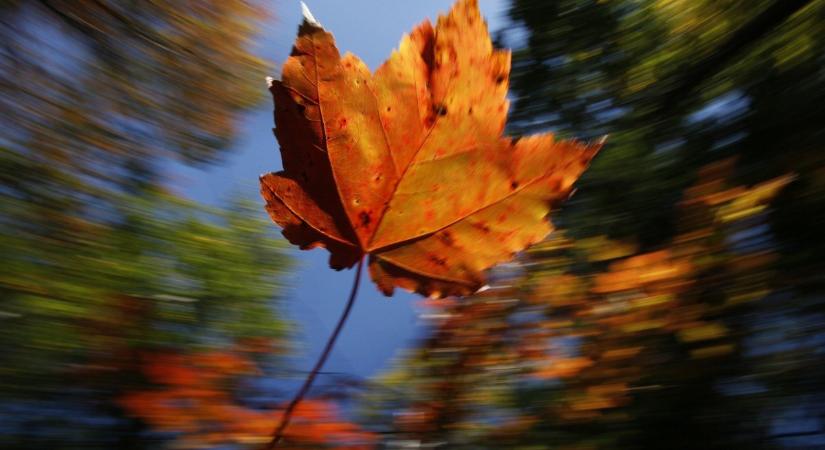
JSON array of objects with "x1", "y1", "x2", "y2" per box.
[{"x1": 265, "y1": 256, "x2": 365, "y2": 449}]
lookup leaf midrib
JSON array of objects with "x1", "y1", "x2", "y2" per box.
[{"x1": 367, "y1": 151, "x2": 564, "y2": 253}]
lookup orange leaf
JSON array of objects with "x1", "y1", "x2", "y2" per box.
[{"x1": 261, "y1": 0, "x2": 601, "y2": 297}]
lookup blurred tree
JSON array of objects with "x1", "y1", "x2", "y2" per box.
[
  {"x1": 360, "y1": 166, "x2": 800, "y2": 449},
  {"x1": 502, "y1": 1, "x2": 825, "y2": 447},
  {"x1": 0, "y1": 1, "x2": 300, "y2": 448},
  {"x1": 0, "y1": 190, "x2": 294, "y2": 448},
  {"x1": 0, "y1": 0, "x2": 270, "y2": 287},
  {"x1": 1, "y1": 0, "x2": 269, "y2": 186},
  {"x1": 504, "y1": 0, "x2": 824, "y2": 254},
  {"x1": 361, "y1": 0, "x2": 825, "y2": 448}
]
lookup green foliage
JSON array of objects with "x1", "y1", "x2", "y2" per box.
[
  {"x1": 507, "y1": 0, "x2": 825, "y2": 252},
  {"x1": 0, "y1": 181, "x2": 292, "y2": 401},
  {"x1": 0, "y1": 2, "x2": 289, "y2": 447},
  {"x1": 503, "y1": 0, "x2": 825, "y2": 444}
]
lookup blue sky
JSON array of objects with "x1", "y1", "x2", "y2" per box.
[{"x1": 170, "y1": 0, "x2": 509, "y2": 383}]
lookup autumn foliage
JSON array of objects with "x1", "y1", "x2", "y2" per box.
[
  {"x1": 260, "y1": 0, "x2": 601, "y2": 298},
  {"x1": 362, "y1": 159, "x2": 794, "y2": 447},
  {"x1": 119, "y1": 350, "x2": 375, "y2": 449}
]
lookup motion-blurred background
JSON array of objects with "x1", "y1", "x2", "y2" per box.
[{"x1": 1, "y1": 0, "x2": 823, "y2": 449}]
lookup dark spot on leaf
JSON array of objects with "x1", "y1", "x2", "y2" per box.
[
  {"x1": 468, "y1": 107, "x2": 473, "y2": 115},
  {"x1": 439, "y1": 232, "x2": 455, "y2": 247},
  {"x1": 473, "y1": 222, "x2": 491, "y2": 234},
  {"x1": 359, "y1": 211, "x2": 372, "y2": 227},
  {"x1": 434, "y1": 104, "x2": 448, "y2": 116},
  {"x1": 374, "y1": 174, "x2": 382, "y2": 183},
  {"x1": 428, "y1": 254, "x2": 447, "y2": 267},
  {"x1": 386, "y1": 106, "x2": 392, "y2": 112},
  {"x1": 510, "y1": 180, "x2": 519, "y2": 190},
  {"x1": 495, "y1": 75, "x2": 506, "y2": 84}
]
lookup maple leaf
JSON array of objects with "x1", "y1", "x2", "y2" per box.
[{"x1": 260, "y1": 0, "x2": 602, "y2": 298}]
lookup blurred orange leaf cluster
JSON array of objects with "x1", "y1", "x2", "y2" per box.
[
  {"x1": 370, "y1": 160, "x2": 794, "y2": 443},
  {"x1": 120, "y1": 351, "x2": 375, "y2": 449}
]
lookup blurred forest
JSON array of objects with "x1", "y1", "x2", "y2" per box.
[
  {"x1": 2, "y1": 0, "x2": 824, "y2": 449},
  {"x1": 361, "y1": 0, "x2": 825, "y2": 449},
  {"x1": 2, "y1": 1, "x2": 326, "y2": 448}
]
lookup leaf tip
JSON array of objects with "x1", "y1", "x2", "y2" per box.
[
  {"x1": 475, "y1": 284, "x2": 491, "y2": 293},
  {"x1": 300, "y1": 2, "x2": 322, "y2": 27}
]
